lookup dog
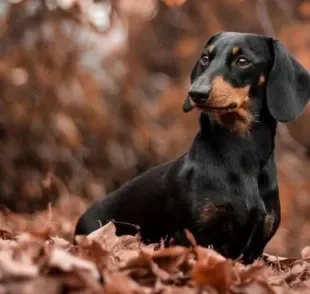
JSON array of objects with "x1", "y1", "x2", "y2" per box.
[{"x1": 74, "y1": 32, "x2": 310, "y2": 264}]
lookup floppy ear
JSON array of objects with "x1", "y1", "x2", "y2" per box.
[
  {"x1": 183, "y1": 32, "x2": 224, "y2": 113},
  {"x1": 267, "y1": 40, "x2": 310, "y2": 122}
]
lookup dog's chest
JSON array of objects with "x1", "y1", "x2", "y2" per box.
[{"x1": 187, "y1": 163, "x2": 266, "y2": 229}]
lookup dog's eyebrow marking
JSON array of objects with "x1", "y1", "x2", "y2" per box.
[
  {"x1": 232, "y1": 46, "x2": 240, "y2": 55},
  {"x1": 258, "y1": 75, "x2": 265, "y2": 86},
  {"x1": 207, "y1": 45, "x2": 215, "y2": 54}
]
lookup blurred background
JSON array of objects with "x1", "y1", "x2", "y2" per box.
[{"x1": 0, "y1": 0, "x2": 310, "y2": 258}]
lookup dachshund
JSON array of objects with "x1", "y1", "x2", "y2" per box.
[{"x1": 74, "y1": 32, "x2": 310, "y2": 264}]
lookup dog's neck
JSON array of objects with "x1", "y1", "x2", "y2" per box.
[{"x1": 190, "y1": 106, "x2": 277, "y2": 172}]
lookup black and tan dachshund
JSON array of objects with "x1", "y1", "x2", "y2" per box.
[{"x1": 75, "y1": 32, "x2": 310, "y2": 264}]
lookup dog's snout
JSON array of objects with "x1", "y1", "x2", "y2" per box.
[{"x1": 189, "y1": 86, "x2": 211, "y2": 104}]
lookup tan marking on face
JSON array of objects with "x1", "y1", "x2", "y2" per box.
[
  {"x1": 207, "y1": 45, "x2": 215, "y2": 54},
  {"x1": 208, "y1": 76, "x2": 250, "y2": 107},
  {"x1": 198, "y1": 76, "x2": 253, "y2": 135},
  {"x1": 258, "y1": 75, "x2": 265, "y2": 86},
  {"x1": 232, "y1": 46, "x2": 240, "y2": 55},
  {"x1": 200, "y1": 202, "x2": 225, "y2": 223},
  {"x1": 264, "y1": 214, "x2": 275, "y2": 239}
]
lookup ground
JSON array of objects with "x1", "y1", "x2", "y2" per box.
[{"x1": 0, "y1": 198, "x2": 310, "y2": 294}]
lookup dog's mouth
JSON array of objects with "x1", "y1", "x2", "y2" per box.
[
  {"x1": 183, "y1": 96, "x2": 240, "y2": 113},
  {"x1": 196, "y1": 103, "x2": 238, "y2": 113},
  {"x1": 183, "y1": 95, "x2": 253, "y2": 135},
  {"x1": 189, "y1": 97, "x2": 238, "y2": 113}
]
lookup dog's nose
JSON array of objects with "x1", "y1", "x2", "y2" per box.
[{"x1": 189, "y1": 87, "x2": 211, "y2": 104}]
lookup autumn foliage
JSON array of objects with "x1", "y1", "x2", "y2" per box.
[{"x1": 1, "y1": 221, "x2": 310, "y2": 293}]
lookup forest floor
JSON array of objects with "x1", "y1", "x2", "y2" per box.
[{"x1": 0, "y1": 197, "x2": 310, "y2": 294}]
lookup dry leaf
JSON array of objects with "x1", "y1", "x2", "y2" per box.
[
  {"x1": 48, "y1": 247, "x2": 100, "y2": 280},
  {"x1": 103, "y1": 272, "x2": 146, "y2": 294},
  {"x1": 192, "y1": 246, "x2": 233, "y2": 293},
  {"x1": 302, "y1": 246, "x2": 310, "y2": 259},
  {"x1": 0, "y1": 251, "x2": 39, "y2": 280},
  {"x1": 239, "y1": 265, "x2": 269, "y2": 282},
  {"x1": 231, "y1": 279, "x2": 275, "y2": 294},
  {"x1": 193, "y1": 259, "x2": 234, "y2": 293},
  {"x1": 87, "y1": 222, "x2": 118, "y2": 250},
  {"x1": 86, "y1": 221, "x2": 156, "y2": 266},
  {"x1": 151, "y1": 246, "x2": 190, "y2": 273},
  {"x1": 47, "y1": 236, "x2": 71, "y2": 248}
]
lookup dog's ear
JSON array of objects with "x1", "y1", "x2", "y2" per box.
[
  {"x1": 183, "y1": 32, "x2": 224, "y2": 113},
  {"x1": 266, "y1": 39, "x2": 310, "y2": 122}
]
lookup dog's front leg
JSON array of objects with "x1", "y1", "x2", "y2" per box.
[{"x1": 241, "y1": 188, "x2": 280, "y2": 264}]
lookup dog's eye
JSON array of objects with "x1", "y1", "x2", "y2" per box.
[
  {"x1": 235, "y1": 57, "x2": 251, "y2": 68},
  {"x1": 200, "y1": 55, "x2": 210, "y2": 67}
]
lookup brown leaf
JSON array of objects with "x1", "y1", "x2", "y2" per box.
[
  {"x1": 239, "y1": 265, "x2": 269, "y2": 282},
  {"x1": 103, "y1": 272, "x2": 146, "y2": 294},
  {"x1": 0, "y1": 251, "x2": 39, "y2": 281},
  {"x1": 47, "y1": 236, "x2": 71, "y2": 249},
  {"x1": 87, "y1": 222, "x2": 119, "y2": 251},
  {"x1": 193, "y1": 259, "x2": 234, "y2": 293},
  {"x1": 2, "y1": 277, "x2": 66, "y2": 294},
  {"x1": 121, "y1": 248, "x2": 183, "y2": 284},
  {"x1": 263, "y1": 253, "x2": 298, "y2": 271},
  {"x1": 231, "y1": 279, "x2": 275, "y2": 294},
  {"x1": 192, "y1": 246, "x2": 233, "y2": 293},
  {"x1": 48, "y1": 247, "x2": 100, "y2": 280},
  {"x1": 86, "y1": 221, "x2": 156, "y2": 266},
  {"x1": 78, "y1": 237, "x2": 116, "y2": 270},
  {"x1": 121, "y1": 250, "x2": 154, "y2": 280},
  {"x1": 151, "y1": 246, "x2": 190, "y2": 274},
  {"x1": 0, "y1": 239, "x2": 17, "y2": 250},
  {"x1": 150, "y1": 262, "x2": 171, "y2": 281},
  {"x1": 184, "y1": 229, "x2": 197, "y2": 247},
  {"x1": 302, "y1": 246, "x2": 310, "y2": 259},
  {"x1": 194, "y1": 246, "x2": 226, "y2": 264},
  {"x1": 291, "y1": 261, "x2": 307, "y2": 275}
]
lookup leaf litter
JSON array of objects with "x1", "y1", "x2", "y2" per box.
[{"x1": 0, "y1": 221, "x2": 308, "y2": 293}]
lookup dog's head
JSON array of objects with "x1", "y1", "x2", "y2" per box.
[{"x1": 184, "y1": 32, "x2": 310, "y2": 134}]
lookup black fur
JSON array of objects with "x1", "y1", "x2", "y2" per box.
[
  {"x1": 74, "y1": 32, "x2": 310, "y2": 264},
  {"x1": 267, "y1": 40, "x2": 310, "y2": 122}
]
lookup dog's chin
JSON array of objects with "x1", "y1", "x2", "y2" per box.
[
  {"x1": 193, "y1": 101, "x2": 253, "y2": 135},
  {"x1": 214, "y1": 107, "x2": 254, "y2": 136}
]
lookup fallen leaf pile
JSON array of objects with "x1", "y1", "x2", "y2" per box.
[{"x1": 0, "y1": 220, "x2": 309, "y2": 293}]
